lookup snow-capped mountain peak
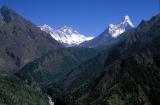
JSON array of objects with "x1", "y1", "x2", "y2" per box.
[
  {"x1": 40, "y1": 24, "x2": 54, "y2": 32},
  {"x1": 58, "y1": 26, "x2": 80, "y2": 35},
  {"x1": 123, "y1": 15, "x2": 135, "y2": 27},
  {"x1": 108, "y1": 15, "x2": 134, "y2": 38},
  {"x1": 40, "y1": 25, "x2": 94, "y2": 47}
]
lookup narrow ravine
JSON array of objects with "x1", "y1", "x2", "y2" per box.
[{"x1": 48, "y1": 96, "x2": 54, "y2": 105}]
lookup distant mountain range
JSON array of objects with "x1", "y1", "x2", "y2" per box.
[
  {"x1": 40, "y1": 15, "x2": 134, "y2": 47},
  {"x1": 81, "y1": 15, "x2": 135, "y2": 47},
  {"x1": 40, "y1": 25, "x2": 94, "y2": 47}
]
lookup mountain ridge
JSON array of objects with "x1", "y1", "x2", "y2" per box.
[
  {"x1": 0, "y1": 6, "x2": 62, "y2": 72},
  {"x1": 81, "y1": 15, "x2": 135, "y2": 47},
  {"x1": 40, "y1": 24, "x2": 94, "y2": 47}
]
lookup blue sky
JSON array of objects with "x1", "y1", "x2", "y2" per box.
[{"x1": 0, "y1": 0, "x2": 158, "y2": 36}]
